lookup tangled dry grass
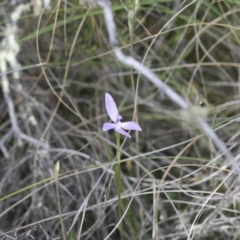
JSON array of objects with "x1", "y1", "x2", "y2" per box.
[{"x1": 1, "y1": 0, "x2": 240, "y2": 239}]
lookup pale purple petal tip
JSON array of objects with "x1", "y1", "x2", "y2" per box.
[
  {"x1": 103, "y1": 123, "x2": 115, "y2": 131},
  {"x1": 105, "y1": 93, "x2": 119, "y2": 123},
  {"x1": 120, "y1": 121, "x2": 142, "y2": 131},
  {"x1": 115, "y1": 126, "x2": 131, "y2": 138}
]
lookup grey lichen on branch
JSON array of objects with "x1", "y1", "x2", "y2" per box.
[{"x1": 0, "y1": 1, "x2": 50, "y2": 158}]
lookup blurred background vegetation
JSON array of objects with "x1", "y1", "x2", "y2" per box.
[{"x1": 1, "y1": 0, "x2": 240, "y2": 239}]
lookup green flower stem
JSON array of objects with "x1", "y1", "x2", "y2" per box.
[{"x1": 115, "y1": 132, "x2": 123, "y2": 239}]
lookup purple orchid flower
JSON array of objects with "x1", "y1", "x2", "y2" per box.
[{"x1": 102, "y1": 93, "x2": 142, "y2": 138}]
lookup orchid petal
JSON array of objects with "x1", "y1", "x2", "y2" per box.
[
  {"x1": 114, "y1": 126, "x2": 131, "y2": 138},
  {"x1": 116, "y1": 114, "x2": 123, "y2": 122},
  {"x1": 120, "y1": 121, "x2": 142, "y2": 131},
  {"x1": 103, "y1": 123, "x2": 115, "y2": 131},
  {"x1": 105, "y1": 93, "x2": 119, "y2": 123}
]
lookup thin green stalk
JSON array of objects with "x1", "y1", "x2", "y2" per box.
[
  {"x1": 54, "y1": 161, "x2": 66, "y2": 240},
  {"x1": 115, "y1": 132, "x2": 123, "y2": 239}
]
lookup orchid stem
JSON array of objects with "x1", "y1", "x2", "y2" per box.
[{"x1": 115, "y1": 132, "x2": 123, "y2": 239}]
